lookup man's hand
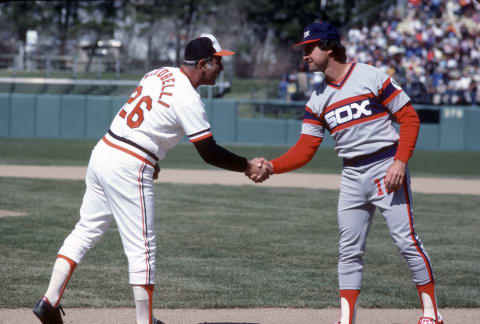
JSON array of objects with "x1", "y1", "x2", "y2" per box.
[
  {"x1": 384, "y1": 159, "x2": 406, "y2": 193},
  {"x1": 153, "y1": 163, "x2": 160, "y2": 180},
  {"x1": 245, "y1": 157, "x2": 273, "y2": 183}
]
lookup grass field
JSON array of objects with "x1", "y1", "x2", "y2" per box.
[
  {"x1": 0, "y1": 138, "x2": 479, "y2": 310},
  {"x1": 1, "y1": 138, "x2": 480, "y2": 178},
  {"x1": 0, "y1": 177, "x2": 479, "y2": 309}
]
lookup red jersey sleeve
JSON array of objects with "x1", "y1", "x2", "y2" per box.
[
  {"x1": 393, "y1": 103, "x2": 420, "y2": 163},
  {"x1": 270, "y1": 134, "x2": 322, "y2": 174}
]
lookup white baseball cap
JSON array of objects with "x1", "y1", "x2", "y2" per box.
[{"x1": 199, "y1": 33, "x2": 235, "y2": 56}]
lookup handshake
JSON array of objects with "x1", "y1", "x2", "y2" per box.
[{"x1": 245, "y1": 157, "x2": 273, "y2": 183}]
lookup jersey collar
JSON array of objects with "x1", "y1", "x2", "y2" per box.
[{"x1": 326, "y1": 62, "x2": 356, "y2": 89}]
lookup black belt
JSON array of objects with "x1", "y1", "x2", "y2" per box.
[
  {"x1": 108, "y1": 130, "x2": 159, "y2": 161},
  {"x1": 343, "y1": 142, "x2": 398, "y2": 168}
]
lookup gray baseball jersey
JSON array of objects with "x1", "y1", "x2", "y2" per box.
[
  {"x1": 302, "y1": 62, "x2": 434, "y2": 290},
  {"x1": 302, "y1": 62, "x2": 409, "y2": 158}
]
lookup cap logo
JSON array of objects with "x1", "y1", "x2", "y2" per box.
[{"x1": 293, "y1": 22, "x2": 340, "y2": 47}]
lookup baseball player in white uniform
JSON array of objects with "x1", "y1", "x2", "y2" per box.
[
  {"x1": 252, "y1": 22, "x2": 444, "y2": 324},
  {"x1": 33, "y1": 34, "x2": 268, "y2": 324}
]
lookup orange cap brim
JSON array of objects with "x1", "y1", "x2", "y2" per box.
[
  {"x1": 214, "y1": 49, "x2": 235, "y2": 56},
  {"x1": 292, "y1": 39, "x2": 321, "y2": 48}
]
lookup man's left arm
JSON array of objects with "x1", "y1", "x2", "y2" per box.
[
  {"x1": 385, "y1": 103, "x2": 420, "y2": 192},
  {"x1": 193, "y1": 136, "x2": 270, "y2": 182},
  {"x1": 193, "y1": 136, "x2": 248, "y2": 172}
]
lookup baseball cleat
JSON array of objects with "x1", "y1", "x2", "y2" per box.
[
  {"x1": 154, "y1": 319, "x2": 166, "y2": 324},
  {"x1": 33, "y1": 298, "x2": 65, "y2": 324},
  {"x1": 417, "y1": 316, "x2": 444, "y2": 324}
]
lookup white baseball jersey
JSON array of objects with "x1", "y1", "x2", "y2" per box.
[
  {"x1": 107, "y1": 67, "x2": 212, "y2": 165},
  {"x1": 58, "y1": 67, "x2": 214, "y2": 286},
  {"x1": 301, "y1": 62, "x2": 410, "y2": 159}
]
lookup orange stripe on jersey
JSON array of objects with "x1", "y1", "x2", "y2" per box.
[
  {"x1": 324, "y1": 93, "x2": 375, "y2": 114},
  {"x1": 190, "y1": 133, "x2": 212, "y2": 143},
  {"x1": 119, "y1": 109, "x2": 127, "y2": 118},
  {"x1": 382, "y1": 88, "x2": 402, "y2": 106},
  {"x1": 379, "y1": 77, "x2": 404, "y2": 106},
  {"x1": 304, "y1": 105, "x2": 324, "y2": 126},
  {"x1": 102, "y1": 137, "x2": 155, "y2": 167},
  {"x1": 381, "y1": 77, "x2": 391, "y2": 92},
  {"x1": 303, "y1": 119, "x2": 323, "y2": 126},
  {"x1": 330, "y1": 111, "x2": 388, "y2": 134},
  {"x1": 305, "y1": 106, "x2": 315, "y2": 114}
]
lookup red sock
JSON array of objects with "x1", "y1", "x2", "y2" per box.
[
  {"x1": 340, "y1": 289, "x2": 360, "y2": 324},
  {"x1": 56, "y1": 254, "x2": 77, "y2": 305},
  {"x1": 57, "y1": 254, "x2": 77, "y2": 270},
  {"x1": 416, "y1": 281, "x2": 439, "y2": 320},
  {"x1": 44, "y1": 254, "x2": 77, "y2": 307},
  {"x1": 144, "y1": 284, "x2": 154, "y2": 324},
  {"x1": 133, "y1": 284, "x2": 155, "y2": 324}
]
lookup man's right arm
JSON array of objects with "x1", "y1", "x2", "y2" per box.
[
  {"x1": 269, "y1": 134, "x2": 322, "y2": 173},
  {"x1": 266, "y1": 102, "x2": 325, "y2": 174},
  {"x1": 246, "y1": 134, "x2": 322, "y2": 183}
]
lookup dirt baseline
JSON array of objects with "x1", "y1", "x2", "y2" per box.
[
  {"x1": 1, "y1": 307, "x2": 478, "y2": 324},
  {"x1": 1, "y1": 165, "x2": 479, "y2": 195}
]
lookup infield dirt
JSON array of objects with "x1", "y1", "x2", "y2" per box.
[
  {"x1": 2, "y1": 307, "x2": 480, "y2": 324},
  {"x1": 1, "y1": 165, "x2": 479, "y2": 195}
]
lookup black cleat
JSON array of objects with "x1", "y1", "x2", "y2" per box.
[
  {"x1": 33, "y1": 298, "x2": 65, "y2": 324},
  {"x1": 154, "y1": 319, "x2": 166, "y2": 324}
]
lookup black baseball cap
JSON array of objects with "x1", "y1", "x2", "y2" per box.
[
  {"x1": 293, "y1": 22, "x2": 340, "y2": 47},
  {"x1": 184, "y1": 34, "x2": 234, "y2": 63}
]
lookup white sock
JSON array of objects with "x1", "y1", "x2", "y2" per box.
[
  {"x1": 340, "y1": 296, "x2": 357, "y2": 324},
  {"x1": 133, "y1": 285, "x2": 153, "y2": 324},
  {"x1": 421, "y1": 292, "x2": 443, "y2": 320},
  {"x1": 44, "y1": 258, "x2": 72, "y2": 306}
]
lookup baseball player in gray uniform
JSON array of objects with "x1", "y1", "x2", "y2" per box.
[
  {"x1": 33, "y1": 34, "x2": 268, "y2": 324},
  {"x1": 252, "y1": 22, "x2": 444, "y2": 324}
]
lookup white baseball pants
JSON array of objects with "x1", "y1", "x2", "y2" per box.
[{"x1": 58, "y1": 139, "x2": 157, "y2": 285}]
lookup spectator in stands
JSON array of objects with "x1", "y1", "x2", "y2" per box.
[
  {"x1": 468, "y1": 79, "x2": 478, "y2": 106},
  {"x1": 286, "y1": 73, "x2": 298, "y2": 101},
  {"x1": 277, "y1": 73, "x2": 288, "y2": 100},
  {"x1": 387, "y1": 45, "x2": 407, "y2": 86},
  {"x1": 280, "y1": 0, "x2": 480, "y2": 106},
  {"x1": 296, "y1": 61, "x2": 309, "y2": 100}
]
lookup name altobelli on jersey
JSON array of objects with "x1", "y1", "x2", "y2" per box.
[{"x1": 304, "y1": 68, "x2": 404, "y2": 133}]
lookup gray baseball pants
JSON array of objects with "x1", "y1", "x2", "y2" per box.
[{"x1": 337, "y1": 156, "x2": 434, "y2": 290}]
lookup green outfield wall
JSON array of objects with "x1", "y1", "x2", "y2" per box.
[{"x1": 0, "y1": 93, "x2": 479, "y2": 151}]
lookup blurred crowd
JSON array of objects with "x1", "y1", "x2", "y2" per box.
[{"x1": 279, "y1": 0, "x2": 480, "y2": 106}]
